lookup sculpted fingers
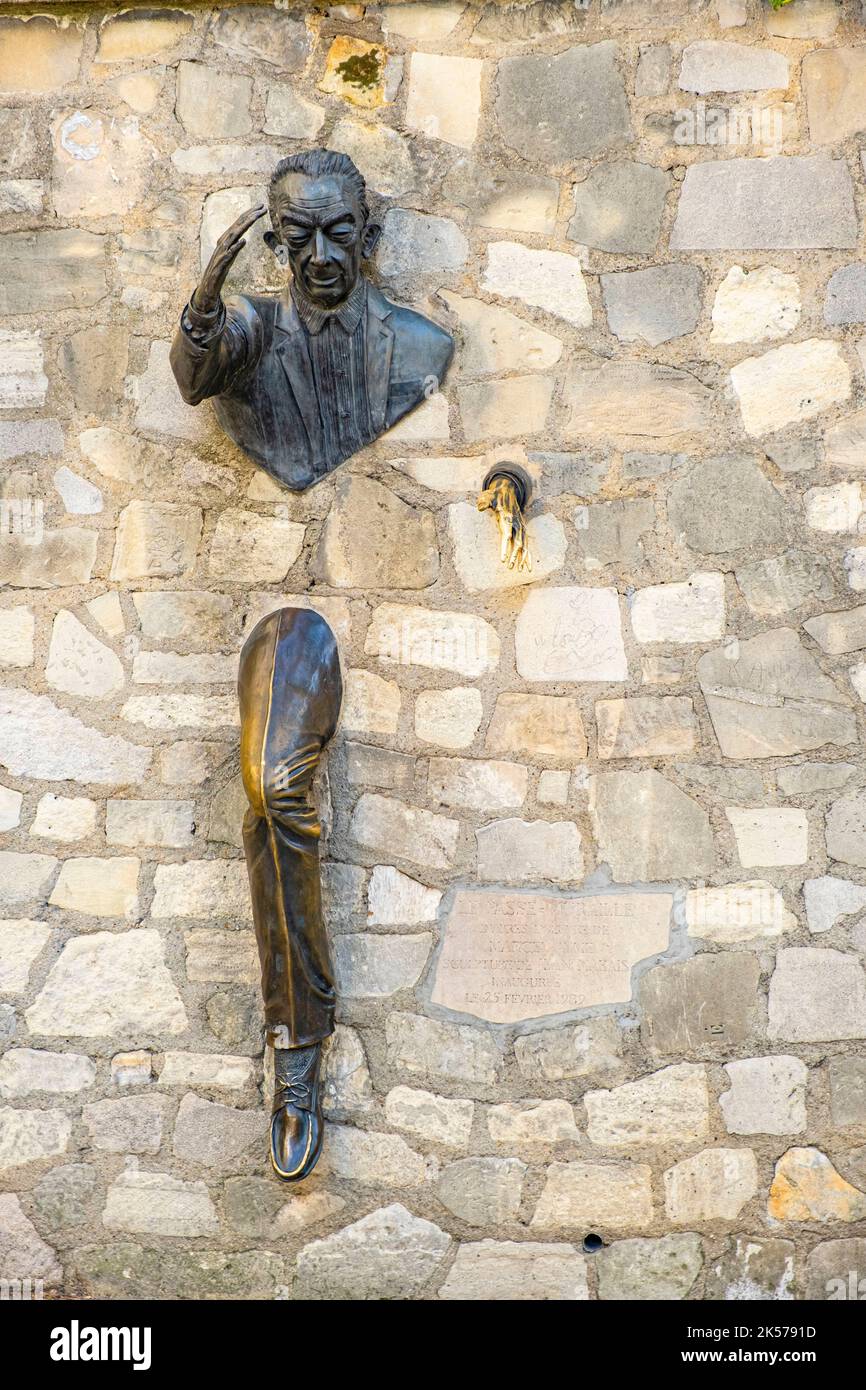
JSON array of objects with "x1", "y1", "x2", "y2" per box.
[
  {"x1": 498, "y1": 509, "x2": 514, "y2": 565},
  {"x1": 220, "y1": 203, "x2": 268, "y2": 249},
  {"x1": 197, "y1": 204, "x2": 267, "y2": 307}
]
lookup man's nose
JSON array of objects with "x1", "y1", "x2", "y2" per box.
[{"x1": 311, "y1": 228, "x2": 328, "y2": 264}]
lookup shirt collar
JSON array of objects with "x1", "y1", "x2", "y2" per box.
[{"x1": 292, "y1": 279, "x2": 367, "y2": 336}]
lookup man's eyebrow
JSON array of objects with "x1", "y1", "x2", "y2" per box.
[{"x1": 279, "y1": 204, "x2": 355, "y2": 228}]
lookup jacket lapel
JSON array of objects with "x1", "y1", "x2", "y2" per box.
[
  {"x1": 273, "y1": 297, "x2": 326, "y2": 462},
  {"x1": 366, "y1": 286, "x2": 394, "y2": 434}
]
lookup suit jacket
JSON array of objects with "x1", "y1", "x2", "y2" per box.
[{"x1": 170, "y1": 282, "x2": 454, "y2": 492}]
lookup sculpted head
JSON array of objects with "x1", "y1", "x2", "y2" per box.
[{"x1": 264, "y1": 149, "x2": 382, "y2": 309}]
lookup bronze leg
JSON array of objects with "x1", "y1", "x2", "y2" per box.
[{"x1": 238, "y1": 606, "x2": 342, "y2": 1047}]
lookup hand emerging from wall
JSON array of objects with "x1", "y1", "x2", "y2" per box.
[{"x1": 476, "y1": 467, "x2": 533, "y2": 572}]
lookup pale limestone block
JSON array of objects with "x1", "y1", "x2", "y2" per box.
[
  {"x1": 720, "y1": 1057, "x2": 807, "y2": 1136},
  {"x1": 382, "y1": 3, "x2": 465, "y2": 41},
  {"x1": 826, "y1": 411, "x2": 866, "y2": 470},
  {"x1": 0, "y1": 17, "x2": 85, "y2": 94},
  {"x1": 482, "y1": 241, "x2": 592, "y2": 328},
  {"x1": 459, "y1": 376, "x2": 554, "y2": 442},
  {"x1": 342, "y1": 669, "x2": 401, "y2": 735},
  {"x1": 382, "y1": 392, "x2": 450, "y2": 443},
  {"x1": 686, "y1": 882, "x2": 795, "y2": 944},
  {"x1": 428, "y1": 756, "x2": 528, "y2": 813},
  {"x1": 324, "y1": 1125, "x2": 427, "y2": 1187},
  {"x1": 102, "y1": 1170, "x2": 218, "y2": 1238},
  {"x1": 710, "y1": 266, "x2": 800, "y2": 344},
  {"x1": 120, "y1": 694, "x2": 239, "y2": 730},
  {"x1": 515, "y1": 587, "x2": 627, "y2": 681},
  {"x1": 532, "y1": 1162, "x2": 654, "y2": 1232},
  {"x1": 106, "y1": 800, "x2": 194, "y2": 850},
  {"x1": 111, "y1": 501, "x2": 202, "y2": 580},
  {"x1": 384, "y1": 1086, "x2": 474, "y2": 1150},
  {"x1": 805, "y1": 482, "x2": 864, "y2": 533},
  {"x1": 0, "y1": 785, "x2": 21, "y2": 832},
  {"x1": 350, "y1": 793, "x2": 459, "y2": 870},
  {"x1": 294, "y1": 1204, "x2": 452, "y2": 1300},
  {"x1": 0, "y1": 1048, "x2": 96, "y2": 1099},
  {"x1": 405, "y1": 52, "x2": 483, "y2": 148},
  {"x1": 487, "y1": 1100, "x2": 580, "y2": 1147},
  {"x1": 132, "y1": 651, "x2": 238, "y2": 685},
  {"x1": 366, "y1": 603, "x2": 499, "y2": 677},
  {"x1": 630, "y1": 573, "x2": 725, "y2": 643},
  {"x1": 96, "y1": 10, "x2": 192, "y2": 61},
  {"x1": 538, "y1": 771, "x2": 570, "y2": 806},
  {"x1": 30, "y1": 795, "x2": 97, "y2": 843},
  {"x1": 0, "y1": 607, "x2": 34, "y2": 668},
  {"x1": 440, "y1": 292, "x2": 562, "y2": 377},
  {"x1": 159, "y1": 1052, "x2": 254, "y2": 1090},
  {"x1": 414, "y1": 687, "x2": 482, "y2": 749},
  {"x1": 367, "y1": 866, "x2": 442, "y2": 926},
  {"x1": 679, "y1": 41, "x2": 788, "y2": 95},
  {"x1": 52, "y1": 109, "x2": 157, "y2": 219},
  {"x1": 176, "y1": 61, "x2": 251, "y2": 138},
  {"x1": 433, "y1": 889, "x2": 670, "y2": 1021},
  {"x1": 731, "y1": 339, "x2": 850, "y2": 437},
  {"x1": 439, "y1": 1240, "x2": 588, "y2": 1302},
  {"x1": 54, "y1": 467, "x2": 102, "y2": 515},
  {"x1": 664, "y1": 1148, "x2": 758, "y2": 1223},
  {"x1": 485, "y1": 693, "x2": 588, "y2": 761},
  {"x1": 264, "y1": 86, "x2": 325, "y2": 139},
  {"x1": 208, "y1": 508, "x2": 305, "y2": 583},
  {"x1": 151, "y1": 861, "x2": 251, "y2": 919},
  {"x1": 726, "y1": 807, "x2": 808, "y2": 867},
  {"x1": 803, "y1": 48, "x2": 866, "y2": 145},
  {"x1": 803, "y1": 876, "x2": 866, "y2": 936},
  {"x1": 49, "y1": 856, "x2": 140, "y2": 920},
  {"x1": 0, "y1": 1106, "x2": 70, "y2": 1171},
  {"x1": 45, "y1": 610, "x2": 124, "y2": 701},
  {"x1": 596, "y1": 696, "x2": 697, "y2": 759},
  {"x1": 0, "y1": 329, "x2": 47, "y2": 409},
  {"x1": 768, "y1": 947, "x2": 866, "y2": 1042},
  {"x1": 475, "y1": 820, "x2": 584, "y2": 888},
  {"x1": 332, "y1": 932, "x2": 432, "y2": 998},
  {"x1": 26, "y1": 930, "x2": 187, "y2": 1037},
  {"x1": 0, "y1": 1192, "x2": 62, "y2": 1284},
  {"x1": 585, "y1": 1065, "x2": 710, "y2": 1149},
  {"x1": 0, "y1": 920, "x2": 52, "y2": 996}
]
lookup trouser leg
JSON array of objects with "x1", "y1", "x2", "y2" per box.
[{"x1": 238, "y1": 606, "x2": 342, "y2": 1047}]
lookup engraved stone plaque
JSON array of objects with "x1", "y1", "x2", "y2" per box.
[{"x1": 431, "y1": 890, "x2": 673, "y2": 1024}]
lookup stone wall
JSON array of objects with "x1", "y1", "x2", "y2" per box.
[{"x1": 3, "y1": 0, "x2": 866, "y2": 1301}]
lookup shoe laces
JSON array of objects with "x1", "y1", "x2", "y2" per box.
[{"x1": 274, "y1": 1048, "x2": 318, "y2": 1111}]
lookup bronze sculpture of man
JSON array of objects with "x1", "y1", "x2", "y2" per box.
[
  {"x1": 171, "y1": 148, "x2": 532, "y2": 1181},
  {"x1": 170, "y1": 148, "x2": 455, "y2": 493}
]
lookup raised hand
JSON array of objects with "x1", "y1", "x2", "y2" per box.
[
  {"x1": 477, "y1": 474, "x2": 533, "y2": 573},
  {"x1": 191, "y1": 203, "x2": 267, "y2": 314}
]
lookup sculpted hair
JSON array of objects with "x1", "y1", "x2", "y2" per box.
[{"x1": 268, "y1": 149, "x2": 370, "y2": 226}]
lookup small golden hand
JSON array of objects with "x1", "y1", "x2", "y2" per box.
[{"x1": 477, "y1": 473, "x2": 533, "y2": 573}]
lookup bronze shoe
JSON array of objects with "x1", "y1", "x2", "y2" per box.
[{"x1": 270, "y1": 1043, "x2": 323, "y2": 1182}]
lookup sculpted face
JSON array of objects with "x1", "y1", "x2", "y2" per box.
[{"x1": 270, "y1": 171, "x2": 378, "y2": 309}]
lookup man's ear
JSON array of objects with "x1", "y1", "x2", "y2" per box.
[
  {"x1": 264, "y1": 230, "x2": 289, "y2": 266},
  {"x1": 362, "y1": 222, "x2": 383, "y2": 259}
]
